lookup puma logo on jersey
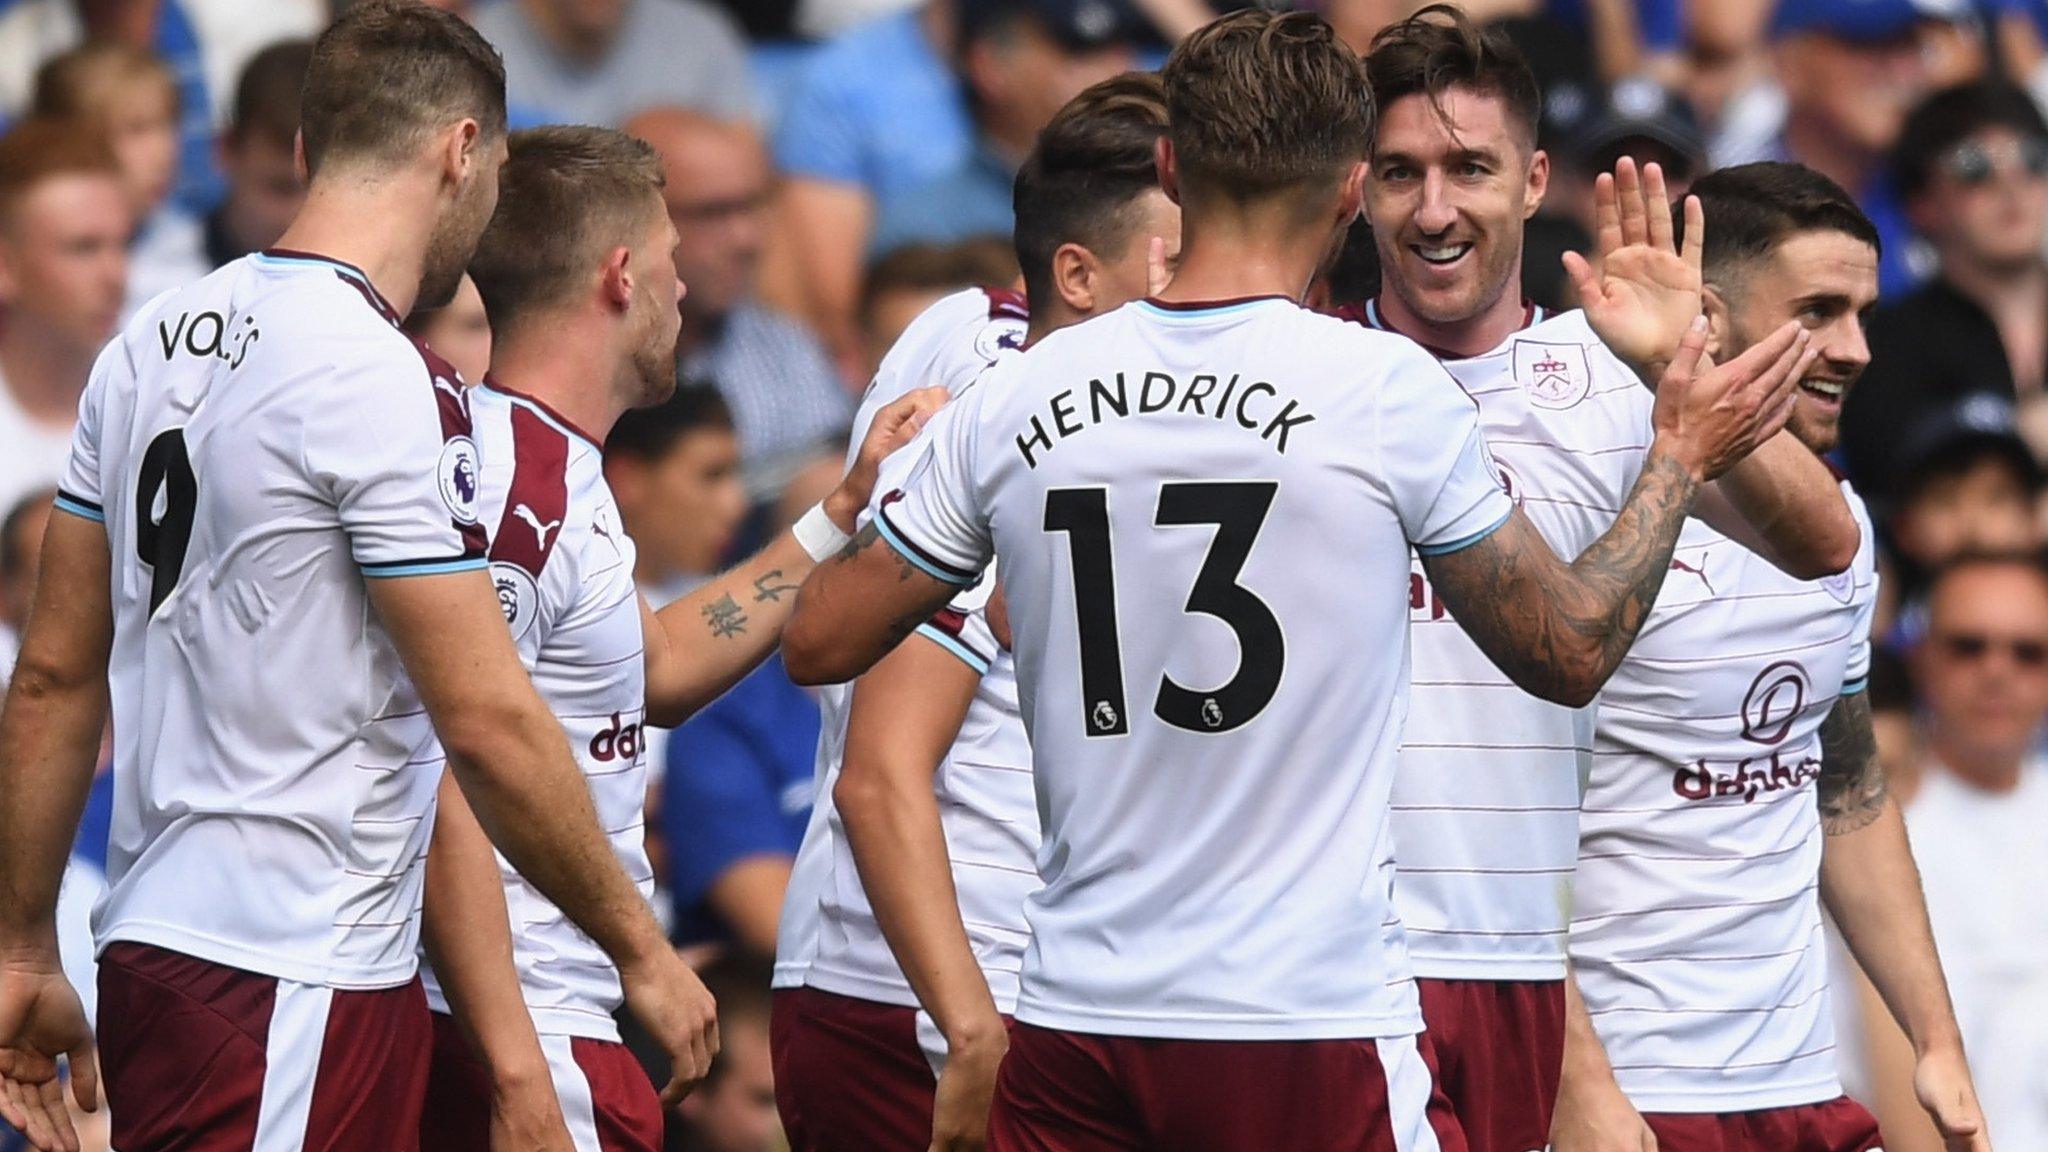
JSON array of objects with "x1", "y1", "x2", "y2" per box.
[
  {"x1": 513, "y1": 503, "x2": 563, "y2": 550},
  {"x1": 434, "y1": 375, "x2": 466, "y2": 404},
  {"x1": 1669, "y1": 553, "x2": 1714, "y2": 595}
]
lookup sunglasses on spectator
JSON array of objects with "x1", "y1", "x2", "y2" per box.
[
  {"x1": 1941, "y1": 138, "x2": 2048, "y2": 186},
  {"x1": 1933, "y1": 631, "x2": 2048, "y2": 667}
]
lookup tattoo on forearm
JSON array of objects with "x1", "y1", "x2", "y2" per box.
[
  {"x1": 1422, "y1": 452, "x2": 1698, "y2": 702},
  {"x1": 702, "y1": 593, "x2": 747, "y2": 639},
  {"x1": 825, "y1": 523, "x2": 959, "y2": 650},
  {"x1": 1818, "y1": 691, "x2": 1889, "y2": 836},
  {"x1": 753, "y1": 569, "x2": 798, "y2": 603}
]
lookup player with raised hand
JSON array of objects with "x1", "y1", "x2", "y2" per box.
[
  {"x1": 0, "y1": 5, "x2": 697, "y2": 1149},
  {"x1": 409, "y1": 125, "x2": 940, "y2": 1152},
  {"x1": 772, "y1": 72, "x2": 1179, "y2": 1152},
  {"x1": 1348, "y1": 11, "x2": 1861, "y2": 1150},
  {"x1": 1559, "y1": 163, "x2": 1989, "y2": 1152},
  {"x1": 782, "y1": 10, "x2": 1810, "y2": 1149}
]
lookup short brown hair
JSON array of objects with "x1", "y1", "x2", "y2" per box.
[
  {"x1": 1365, "y1": 5, "x2": 1541, "y2": 148},
  {"x1": 468, "y1": 126, "x2": 665, "y2": 331},
  {"x1": 30, "y1": 41, "x2": 178, "y2": 123},
  {"x1": 1013, "y1": 71, "x2": 1168, "y2": 307},
  {"x1": 230, "y1": 39, "x2": 314, "y2": 150},
  {"x1": 299, "y1": 0, "x2": 505, "y2": 176},
  {"x1": 1685, "y1": 162, "x2": 1881, "y2": 292},
  {"x1": 0, "y1": 119, "x2": 121, "y2": 230},
  {"x1": 1160, "y1": 9, "x2": 1372, "y2": 199}
]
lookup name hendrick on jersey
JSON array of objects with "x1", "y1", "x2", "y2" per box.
[
  {"x1": 879, "y1": 295, "x2": 1514, "y2": 1040},
  {"x1": 61, "y1": 250, "x2": 485, "y2": 989},
  {"x1": 1572, "y1": 482, "x2": 1878, "y2": 1113}
]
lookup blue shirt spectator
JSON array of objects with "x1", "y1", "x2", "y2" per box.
[
  {"x1": 870, "y1": 136, "x2": 1015, "y2": 255},
  {"x1": 663, "y1": 655, "x2": 818, "y2": 952},
  {"x1": 772, "y1": 7, "x2": 972, "y2": 206}
]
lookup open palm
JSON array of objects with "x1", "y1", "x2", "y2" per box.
[{"x1": 1564, "y1": 158, "x2": 1704, "y2": 380}]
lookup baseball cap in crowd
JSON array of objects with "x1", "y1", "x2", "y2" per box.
[
  {"x1": 1897, "y1": 392, "x2": 2045, "y2": 501},
  {"x1": 1770, "y1": 0, "x2": 1968, "y2": 42},
  {"x1": 957, "y1": 0, "x2": 1151, "y2": 51},
  {"x1": 1566, "y1": 78, "x2": 1708, "y2": 182}
]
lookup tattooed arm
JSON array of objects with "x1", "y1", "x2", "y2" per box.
[
  {"x1": 639, "y1": 389, "x2": 945, "y2": 725},
  {"x1": 783, "y1": 522, "x2": 963, "y2": 686},
  {"x1": 1816, "y1": 692, "x2": 1989, "y2": 1151},
  {"x1": 1424, "y1": 318, "x2": 1813, "y2": 708}
]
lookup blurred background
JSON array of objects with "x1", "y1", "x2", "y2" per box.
[{"x1": 0, "y1": 0, "x2": 2045, "y2": 1149}]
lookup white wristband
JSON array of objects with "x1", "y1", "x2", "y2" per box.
[{"x1": 794, "y1": 502, "x2": 851, "y2": 564}]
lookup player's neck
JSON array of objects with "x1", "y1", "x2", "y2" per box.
[
  {"x1": 1152, "y1": 228, "x2": 1323, "y2": 307},
  {"x1": 487, "y1": 327, "x2": 632, "y2": 446},
  {"x1": 273, "y1": 180, "x2": 436, "y2": 319},
  {"x1": 0, "y1": 326, "x2": 93, "y2": 427},
  {"x1": 1373, "y1": 279, "x2": 1528, "y2": 360}
]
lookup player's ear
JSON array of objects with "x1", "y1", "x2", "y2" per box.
[
  {"x1": 1524, "y1": 148, "x2": 1550, "y2": 219},
  {"x1": 1051, "y1": 242, "x2": 1096, "y2": 315},
  {"x1": 1155, "y1": 137, "x2": 1180, "y2": 206},
  {"x1": 443, "y1": 119, "x2": 480, "y2": 186},
  {"x1": 1700, "y1": 283, "x2": 1732, "y2": 361},
  {"x1": 602, "y1": 245, "x2": 634, "y2": 311},
  {"x1": 1337, "y1": 159, "x2": 1368, "y2": 225}
]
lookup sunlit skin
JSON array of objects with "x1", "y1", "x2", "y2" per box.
[
  {"x1": 1706, "y1": 230, "x2": 1877, "y2": 454},
  {"x1": 1917, "y1": 562, "x2": 2048, "y2": 777},
  {"x1": 1366, "y1": 85, "x2": 1548, "y2": 357}
]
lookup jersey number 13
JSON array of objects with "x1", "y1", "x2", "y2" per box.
[{"x1": 1044, "y1": 480, "x2": 1283, "y2": 739}]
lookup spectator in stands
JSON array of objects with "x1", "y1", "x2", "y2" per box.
[
  {"x1": 469, "y1": 0, "x2": 753, "y2": 127},
  {"x1": 868, "y1": 0, "x2": 1144, "y2": 256},
  {"x1": 203, "y1": 38, "x2": 310, "y2": 269},
  {"x1": 625, "y1": 108, "x2": 850, "y2": 506},
  {"x1": 771, "y1": 0, "x2": 1138, "y2": 375},
  {"x1": 670, "y1": 956, "x2": 781, "y2": 1152},
  {"x1": 401, "y1": 274, "x2": 493, "y2": 385},
  {"x1": 1717, "y1": 0, "x2": 1964, "y2": 296},
  {"x1": 31, "y1": 41, "x2": 206, "y2": 314},
  {"x1": 858, "y1": 238, "x2": 1022, "y2": 375},
  {"x1": 1844, "y1": 83, "x2": 2048, "y2": 498},
  {"x1": 1885, "y1": 553, "x2": 2048, "y2": 1150},
  {"x1": 0, "y1": 122, "x2": 127, "y2": 519},
  {"x1": 659, "y1": 449, "x2": 847, "y2": 958},
  {"x1": 605, "y1": 387, "x2": 749, "y2": 604},
  {"x1": 0, "y1": 0, "x2": 322, "y2": 213}
]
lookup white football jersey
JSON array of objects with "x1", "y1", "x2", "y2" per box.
[
  {"x1": 881, "y1": 295, "x2": 1515, "y2": 1039},
  {"x1": 775, "y1": 286, "x2": 1030, "y2": 993},
  {"x1": 62, "y1": 250, "x2": 486, "y2": 989},
  {"x1": 1349, "y1": 302, "x2": 1657, "y2": 981},
  {"x1": 419, "y1": 384, "x2": 655, "y2": 1041},
  {"x1": 806, "y1": 574, "x2": 1038, "y2": 1015},
  {"x1": 1572, "y1": 482, "x2": 1878, "y2": 1112}
]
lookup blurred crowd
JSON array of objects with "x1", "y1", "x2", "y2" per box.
[{"x1": 1, "y1": 0, "x2": 2047, "y2": 1148}]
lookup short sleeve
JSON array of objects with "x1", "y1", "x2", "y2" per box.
[
  {"x1": 873, "y1": 384, "x2": 993, "y2": 587},
  {"x1": 915, "y1": 570, "x2": 1000, "y2": 674},
  {"x1": 55, "y1": 344, "x2": 119, "y2": 523},
  {"x1": 301, "y1": 344, "x2": 487, "y2": 577},
  {"x1": 1841, "y1": 500, "x2": 1881, "y2": 695},
  {"x1": 773, "y1": 53, "x2": 864, "y2": 185},
  {"x1": 1377, "y1": 347, "x2": 1515, "y2": 555}
]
